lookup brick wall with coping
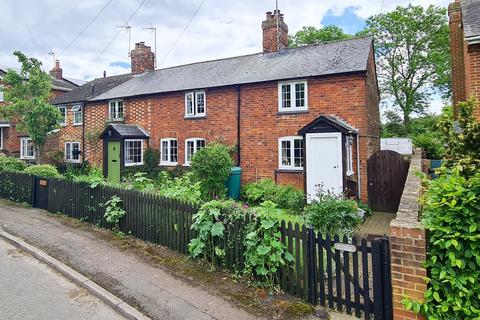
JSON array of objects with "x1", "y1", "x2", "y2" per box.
[{"x1": 390, "y1": 149, "x2": 427, "y2": 320}]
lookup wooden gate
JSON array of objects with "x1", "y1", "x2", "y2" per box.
[
  {"x1": 33, "y1": 176, "x2": 49, "y2": 210},
  {"x1": 367, "y1": 150, "x2": 410, "y2": 213}
]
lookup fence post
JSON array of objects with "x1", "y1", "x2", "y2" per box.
[
  {"x1": 381, "y1": 236, "x2": 393, "y2": 320},
  {"x1": 371, "y1": 239, "x2": 384, "y2": 320},
  {"x1": 306, "y1": 226, "x2": 317, "y2": 305}
]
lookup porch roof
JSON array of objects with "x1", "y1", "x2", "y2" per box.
[
  {"x1": 99, "y1": 124, "x2": 149, "y2": 140},
  {"x1": 298, "y1": 115, "x2": 358, "y2": 135}
]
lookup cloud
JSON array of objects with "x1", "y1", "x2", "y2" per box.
[{"x1": 0, "y1": 0, "x2": 451, "y2": 112}]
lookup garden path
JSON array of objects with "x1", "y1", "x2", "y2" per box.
[{"x1": 354, "y1": 212, "x2": 396, "y2": 241}]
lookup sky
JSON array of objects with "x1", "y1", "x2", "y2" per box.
[{"x1": 0, "y1": 0, "x2": 451, "y2": 113}]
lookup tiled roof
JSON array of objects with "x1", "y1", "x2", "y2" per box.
[
  {"x1": 462, "y1": 0, "x2": 480, "y2": 41},
  {"x1": 90, "y1": 36, "x2": 373, "y2": 101}
]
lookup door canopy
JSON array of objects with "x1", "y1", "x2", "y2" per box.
[
  {"x1": 298, "y1": 115, "x2": 358, "y2": 135},
  {"x1": 99, "y1": 124, "x2": 149, "y2": 140}
]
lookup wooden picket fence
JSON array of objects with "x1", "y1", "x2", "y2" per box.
[{"x1": 0, "y1": 171, "x2": 392, "y2": 319}]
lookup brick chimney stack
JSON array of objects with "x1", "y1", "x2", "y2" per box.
[
  {"x1": 49, "y1": 59, "x2": 63, "y2": 80},
  {"x1": 448, "y1": 0, "x2": 466, "y2": 112},
  {"x1": 130, "y1": 42, "x2": 155, "y2": 74},
  {"x1": 262, "y1": 10, "x2": 288, "y2": 53}
]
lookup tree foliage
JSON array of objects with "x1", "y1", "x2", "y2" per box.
[
  {"x1": 289, "y1": 25, "x2": 352, "y2": 46},
  {"x1": 361, "y1": 5, "x2": 450, "y2": 130},
  {"x1": 0, "y1": 51, "x2": 61, "y2": 163}
]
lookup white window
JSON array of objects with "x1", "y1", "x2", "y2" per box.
[
  {"x1": 278, "y1": 81, "x2": 308, "y2": 112},
  {"x1": 0, "y1": 84, "x2": 4, "y2": 102},
  {"x1": 345, "y1": 136, "x2": 354, "y2": 176},
  {"x1": 185, "y1": 91, "x2": 206, "y2": 117},
  {"x1": 65, "y1": 142, "x2": 81, "y2": 163},
  {"x1": 185, "y1": 138, "x2": 206, "y2": 165},
  {"x1": 71, "y1": 105, "x2": 82, "y2": 125},
  {"x1": 278, "y1": 136, "x2": 303, "y2": 170},
  {"x1": 20, "y1": 137, "x2": 35, "y2": 160},
  {"x1": 109, "y1": 100, "x2": 124, "y2": 121},
  {"x1": 160, "y1": 138, "x2": 178, "y2": 165},
  {"x1": 58, "y1": 106, "x2": 66, "y2": 126},
  {"x1": 124, "y1": 139, "x2": 143, "y2": 166},
  {"x1": 0, "y1": 128, "x2": 3, "y2": 150}
]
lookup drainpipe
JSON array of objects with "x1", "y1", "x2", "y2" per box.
[
  {"x1": 236, "y1": 85, "x2": 241, "y2": 166},
  {"x1": 82, "y1": 102, "x2": 85, "y2": 165},
  {"x1": 356, "y1": 133, "x2": 361, "y2": 200}
]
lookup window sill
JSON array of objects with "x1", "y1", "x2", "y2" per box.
[
  {"x1": 125, "y1": 162, "x2": 144, "y2": 167},
  {"x1": 184, "y1": 115, "x2": 206, "y2": 120},
  {"x1": 108, "y1": 119, "x2": 124, "y2": 122},
  {"x1": 346, "y1": 170, "x2": 355, "y2": 176},
  {"x1": 277, "y1": 168, "x2": 304, "y2": 173},
  {"x1": 159, "y1": 162, "x2": 178, "y2": 167},
  {"x1": 276, "y1": 109, "x2": 309, "y2": 116},
  {"x1": 72, "y1": 124, "x2": 83, "y2": 127}
]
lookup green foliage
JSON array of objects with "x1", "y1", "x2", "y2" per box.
[
  {"x1": 406, "y1": 165, "x2": 480, "y2": 319},
  {"x1": 0, "y1": 51, "x2": 62, "y2": 163},
  {"x1": 438, "y1": 100, "x2": 480, "y2": 176},
  {"x1": 71, "y1": 166, "x2": 105, "y2": 188},
  {"x1": 24, "y1": 164, "x2": 60, "y2": 177},
  {"x1": 289, "y1": 25, "x2": 351, "y2": 46},
  {"x1": 155, "y1": 171, "x2": 202, "y2": 203},
  {"x1": 125, "y1": 172, "x2": 155, "y2": 192},
  {"x1": 190, "y1": 143, "x2": 233, "y2": 200},
  {"x1": 0, "y1": 156, "x2": 27, "y2": 172},
  {"x1": 103, "y1": 195, "x2": 126, "y2": 231},
  {"x1": 242, "y1": 179, "x2": 305, "y2": 212},
  {"x1": 244, "y1": 202, "x2": 294, "y2": 291},
  {"x1": 304, "y1": 194, "x2": 361, "y2": 235},
  {"x1": 362, "y1": 5, "x2": 450, "y2": 129},
  {"x1": 143, "y1": 148, "x2": 161, "y2": 178},
  {"x1": 188, "y1": 200, "x2": 241, "y2": 270},
  {"x1": 412, "y1": 132, "x2": 445, "y2": 159}
]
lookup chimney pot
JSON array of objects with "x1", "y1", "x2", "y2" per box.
[
  {"x1": 103, "y1": 70, "x2": 106, "y2": 78},
  {"x1": 49, "y1": 59, "x2": 63, "y2": 80},
  {"x1": 262, "y1": 9, "x2": 289, "y2": 53}
]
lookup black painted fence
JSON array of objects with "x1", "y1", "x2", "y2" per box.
[{"x1": 0, "y1": 171, "x2": 392, "y2": 320}]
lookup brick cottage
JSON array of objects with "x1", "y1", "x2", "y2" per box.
[
  {"x1": 51, "y1": 10, "x2": 380, "y2": 202},
  {"x1": 0, "y1": 61, "x2": 83, "y2": 160},
  {"x1": 449, "y1": 0, "x2": 480, "y2": 119}
]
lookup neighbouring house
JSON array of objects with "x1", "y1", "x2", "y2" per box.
[
  {"x1": 0, "y1": 60, "x2": 84, "y2": 160},
  {"x1": 51, "y1": 9, "x2": 380, "y2": 202},
  {"x1": 449, "y1": 0, "x2": 480, "y2": 119}
]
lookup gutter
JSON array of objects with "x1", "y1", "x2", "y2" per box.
[{"x1": 236, "y1": 85, "x2": 241, "y2": 166}]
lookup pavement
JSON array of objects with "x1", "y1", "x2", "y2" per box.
[
  {"x1": 0, "y1": 237, "x2": 125, "y2": 320},
  {"x1": 0, "y1": 199, "x2": 260, "y2": 320},
  {"x1": 354, "y1": 211, "x2": 396, "y2": 240}
]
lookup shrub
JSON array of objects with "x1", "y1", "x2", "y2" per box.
[
  {"x1": 71, "y1": 166, "x2": 105, "y2": 188},
  {"x1": 103, "y1": 195, "x2": 126, "y2": 233},
  {"x1": 190, "y1": 143, "x2": 233, "y2": 199},
  {"x1": 24, "y1": 164, "x2": 60, "y2": 177},
  {"x1": 304, "y1": 194, "x2": 361, "y2": 235},
  {"x1": 155, "y1": 171, "x2": 202, "y2": 203},
  {"x1": 0, "y1": 156, "x2": 27, "y2": 172},
  {"x1": 405, "y1": 165, "x2": 480, "y2": 318},
  {"x1": 243, "y1": 179, "x2": 305, "y2": 212},
  {"x1": 412, "y1": 132, "x2": 445, "y2": 159},
  {"x1": 143, "y1": 148, "x2": 161, "y2": 178}
]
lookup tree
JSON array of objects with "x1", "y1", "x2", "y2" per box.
[
  {"x1": 289, "y1": 25, "x2": 351, "y2": 47},
  {"x1": 0, "y1": 51, "x2": 61, "y2": 164},
  {"x1": 361, "y1": 5, "x2": 451, "y2": 131}
]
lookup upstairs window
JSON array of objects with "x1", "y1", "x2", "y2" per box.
[
  {"x1": 185, "y1": 91, "x2": 206, "y2": 117},
  {"x1": 58, "y1": 106, "x2": 66, "y2": 126},
  {"x1": 109, "y1": 100, "x2": 124, "y2": 121},
  {"x1": 65, "y1": 142, "x2": 81, "y2": 163},
  {"x1": 71, "y1": 105, "x2": 82, "y2": 125},
  {"x1": 185, "y1": 138, "x2": 205, "y2": 165},
  {"x1": 124, "y1": 139, "x2": 143, "y2": 166},
  {"x1": 160, "y1": 138, "x2": 178, "y2": 165},
  {"x1": 278, "y1": 81, "x2": 308, "y2": 112},
  {"x1": 20, "y1": 137, "x2": 35, "y2": 160},
  {"x1": 278, "y1": 136, "x2": 303, "y2": 170}
]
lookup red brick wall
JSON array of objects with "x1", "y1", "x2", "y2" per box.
[
  {"x1": 467, "y1": 44, "x2": 480, "y2": 119},
  {"x1": 449, "y1": 1, "x2": 467, "y2": 109}
]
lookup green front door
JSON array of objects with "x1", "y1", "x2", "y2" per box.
[{"x1": 107, "y1": 141, "x2": 121, "y2": 183}]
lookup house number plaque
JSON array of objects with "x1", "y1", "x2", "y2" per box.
[
  {"x1": 334, "y1": 243, "x2": 356, "y2": 253},
  {"x1": 39, "y1": 180, "x2": 48, "y2": 186}
]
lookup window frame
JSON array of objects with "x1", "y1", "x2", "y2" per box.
[
  {"x1": 278, "y1": 136, "x2": 304, "y2": 170},
  {"x1": 20, "y1": 137, "x2": 35, "y2": 160},
  {"x1": 277, "y1": 80, "x2": 308, "y2": 112},
  {"x1": 184, "y1": 90, "x2": 206, "y2": 118},
  {"x1": 124, "y1": 139, "x2": 144, "y2": 166},
  {"x1": 0, "y1": 84, "x2": 4, "y2": 102},
  {"x1": 345, "y1": 135, "x2": 354, "y2": 176},
  {"x1": 65, "y1": 141, "x2": 81, "y2": 163},
  {"x1": 109, "y1": 100, "x2": 124, "y2": 121},
  {"x1": 160, "y1": 138, "x2": 178, "y2": 166},
  {"x1": 58, "y1": 106, "x2": 67, "y2": 126},
  {"x1": 0, "y1": 127, "x2": 3, "y2": 150},
  {"x1": 71, "y1": 105, "x2": 83, "y2": 125},
  {"x1": 184, "y1": 138, "x2": 206, "y2": 165}
]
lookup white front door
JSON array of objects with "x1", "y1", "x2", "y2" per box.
[{"x1": 306, "y1": 132, "x2": 343, "y2": 201}]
